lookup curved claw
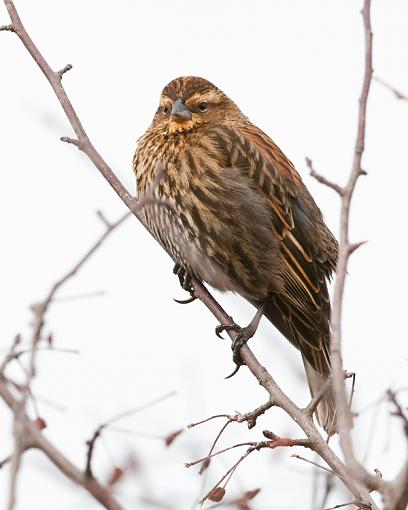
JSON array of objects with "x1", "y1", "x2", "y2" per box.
[
  {"x1": 215, "y1": 322, "x2": 239, "y2": 340},
  {"x1": 215, "y1": 325, "x2": 226, "y2": 339},
  {"x1": 224, "y1": 364, "x2": 241, "y2": 379},
  {"x1": 173, "y1": 295, "x2": 196, "y2": 305}
]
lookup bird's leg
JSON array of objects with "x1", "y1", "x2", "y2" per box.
[
  {"x1": 173, "y1": 263, "x2": 197, "y2": 304},
  {"x1": 216, "y1": 302, "x2": 266, "y2": 378}
]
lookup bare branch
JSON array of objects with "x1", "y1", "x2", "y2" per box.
[
  {"x1": 56, "y1": 63, "x2": 72, "y2": 79},
  {"x1": 0, "y1": 378, "x2": 123, "y2": 510},
  {"x1": 233, "y1": 400, "x2": 274, "y2": 429},
  {"x1": 0, "y1": 455, "x2": 12, "y2": 469},
  {"x1": 0, "y1": 335, "x2": 21, "y2": 375},
  {"x1": 1, "y1": 208, "x2": 128, "y2": 509},
  {"x1": 374, "y1": 75, "x2": 408, "y2": 102},
  {"x1": 292, "y1": 453, "x2": 336, "y2": 476},
  {"x1": 387, "y1": 390, "x2": 408, "y2": 439},
  {"x1": 60, "y1": 136, "x2": 82, "y2": 147},
  {"x1": 0, "y1": 346, "x2": 79, "y2": 374},
  {"x1": 191, "y1": 281, "x2": 380, "y2": 507},
  {"x1": 306, "y1": 157, "x2": 345, "y2": 195},
  {"x1": 198, "y1": 434, "x2": 311, "y2": 504},
  {"x1": 323, "y1": 501, "x2": 370, "y2": 510},
  {"x1": 0, "y1": 23, "x2": 14, "y2": 31},
  {"x1": 305, "y1": 373, "x2": 354, "y2": 417},
  {"x1": 85, "y1": 391, "x2": 176, "y2": 477},
  {"x1": 188, "y1": 414, "x2": 230, "y2": 428},
  {"x1": 322, "y1": 4, "x2": 384, "y2": 497},
  {"x1": 385, "y1": 459, "x2": 408, "y2": 510},
  {"x1": 96, "y1": 210, "x2": 113, "y2": 229},
  {"x1": 348, "y1": 240, "x2": 367, "y2": 255}
]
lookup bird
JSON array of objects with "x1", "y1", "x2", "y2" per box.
[{"x1": 133, "y1": 76, "x2": 338, "y2": 433}]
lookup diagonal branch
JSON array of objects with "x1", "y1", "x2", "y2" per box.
[{"x1": 374, "y1": 76, "x2": 408, "y2": 102}]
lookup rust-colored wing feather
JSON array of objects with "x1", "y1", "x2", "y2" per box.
[{"x1": 212, "y1": 122, "x2": 338, "y2": 429}]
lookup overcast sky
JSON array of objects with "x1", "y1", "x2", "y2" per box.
[{"x1": 1, "y1": 1, "x2": 408, "y2": 509}]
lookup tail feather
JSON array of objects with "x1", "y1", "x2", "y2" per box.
[
  {"x1": 261, "y1": 296, "x2": 337, "y2": 434},
  {"x1": 302, "y1": 354, "x2": 336, "y2": 434}
]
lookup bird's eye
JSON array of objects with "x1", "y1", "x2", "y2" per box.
[
  {"x1": 163, "y1": 105, "x2": 169, "y2": 115},
  {"x1": 198, "y1": 101, "x2": 208, "y2": 112}
]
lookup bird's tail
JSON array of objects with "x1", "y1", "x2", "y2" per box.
[
  {"x1": 260, "y1": 296, "x2": 337, "y2": 434},
  {"x1": 302, "y1": 354, "x2": 336, "y2": 434}
]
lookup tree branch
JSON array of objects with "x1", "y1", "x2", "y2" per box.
[
  {"x1": 329, "y1": 0, "x2": 375, "y2": 483},
  {"x1": 192, "y1": 281, "x2": 380, "y2": 507},
  {"x1": 0, "y1": 378, "x2": 123, "y2": 510},
  {"x1": 1, "y1": 210, "x2": 128, "y2": 510},
  {"x1": 306, "y1": 157, "x2": 345, "y2": 195},
  {"x1": 85, "y1": 391, "x2": 176, "y2": 477}
]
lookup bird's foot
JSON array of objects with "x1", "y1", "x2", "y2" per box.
[
  {"x1": 173, "y1": 263, "x2": 196, "y2": 304},
  {"x1": 216, "y1": 303, "x2": 266, "y2": 379}
]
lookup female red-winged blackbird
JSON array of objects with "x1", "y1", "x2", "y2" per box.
[{"x1": 133, "y1": 76, "x2": 338, "y2": 432}]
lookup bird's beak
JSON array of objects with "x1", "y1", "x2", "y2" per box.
[{"x1": 171, "y1": 98, "x2": 192, "y2": 121}]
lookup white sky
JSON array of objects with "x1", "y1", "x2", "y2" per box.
[{"x1": 1, "y1": 1, "x2": 408, "y2": 509}]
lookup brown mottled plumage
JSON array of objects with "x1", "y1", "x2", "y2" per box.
[{"x1": 133, "y1": 76, "x2": 338, "y2": 432}]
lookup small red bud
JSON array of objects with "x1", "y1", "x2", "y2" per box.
[
  {"x1": 164, "y1": 428, "x2": 183, "y2": 447},
  {"x1": 208, "y1": 487, "x2": 225, "y2": 502},
  {"x1": 35, "y1": 417, "x2": 47, "y2": 430},
  {"x1": 107, "y1": 467, "x2": 123, "y2": 486}
]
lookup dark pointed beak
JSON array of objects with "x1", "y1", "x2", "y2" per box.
[{"x1": 171, "y1": 98, "x2": 192, "y2": 120}]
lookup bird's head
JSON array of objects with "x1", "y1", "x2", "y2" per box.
[{"x1": 151, "y1": 76, "x2": 242, "y2": 134}]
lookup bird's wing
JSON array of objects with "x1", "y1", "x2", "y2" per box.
[{"x1": 215, "y1": 123, "x2": 338, "y2": 375}]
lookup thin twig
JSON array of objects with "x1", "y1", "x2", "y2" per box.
[
  {"x1": 1, "y1": 347, "x2": 79, "y2": 372},
  {"x1": 306, "y1": 157, "x2": 344, "y2": 195},
  {"x1": 374, "y1": 76, "x2": 408, "y2": 102},
  {"x1": 323, "y1": 501, "x2": 366, "y2": 510},
  {"x1": 187, "y1": 435, "x2": 310, "y2": 470},
  {"x1": 0, "y1": 377, "x2": 123, "y2": 510},
  {"x1": 305, "y1": 373, "x2": 353, "y2": 417},
  {"x1": 5, "y1": 211, "x2": 129, "y2": 509},
  {"x1": 292, "y1": 454, "x2": 336, "y2": 477},
  {"x1": 56, "y1": 63, "x2": 72, "y2": 79},
  {"x1": 0, "y1": 455, "x2": 12, "y2": 469},
  {"x1": 387, "y1": 390, "x2": 408, "y2": 439},
  {"x1": 85, "y1": 391, "x2": 176, "y2": 477},
  {"x1": 0, "y1": 23, "x2": 14, "y2": 31},
  {"x1": 232, "y1": 400, "x2": 274, "y2": 429},
  {"x1": 328, "y1": 2, "x2": 379, "y2": 495},
  {"x1": 187, "y1": 414, "x2": 230, "y2": 428}
]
